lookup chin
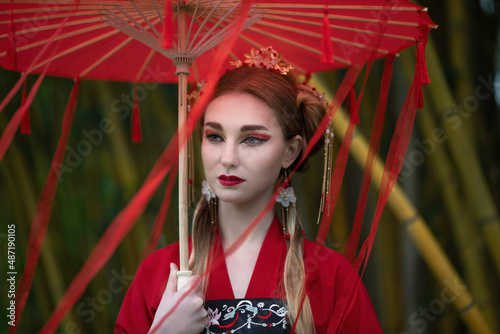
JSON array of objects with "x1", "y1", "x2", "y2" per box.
[{"x1": 216, "y1": 194, "x2": 250, "y2": 205}]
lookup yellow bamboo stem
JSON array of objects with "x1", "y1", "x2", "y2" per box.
[
  {"x1": 425, "y1": 39, "x2": 500, "y2": 279},
  {"x1": 375, "y1": 211, "x2": 401, "y2": 332},
  {"x1": 397, "y1": 47, "x2": 499, "y2": 332},
  {"x1": 446, "y1": 0, "x2": 474, "y2": 138},
  {"x1": 418, "y1": 107, "x2": 499, "y2": 332},
  {"x1": 310, "y1": 76, "x2": 493, "y2": 334}
]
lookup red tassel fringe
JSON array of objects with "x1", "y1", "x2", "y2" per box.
[
  {"x1": 132, "y1": 84, "x2": 142, "y2": 143},
  {"x1": 321, "y1": 9, "x2": 334, "y2": 65},
  {"x1": 162, "y1": 1, "x2": 173, "y2": 49},
  {"x1": 413, "y1": 11, "x2": 431, "y2": 109},
  {"x1": 6, "y1": 1, "x2": 18, "y2": 71},
  {"x1": 21, "y1": 79, "x2": 31, "y2": 135}
]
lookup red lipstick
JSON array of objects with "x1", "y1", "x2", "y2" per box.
[{"x1": 218, "y1": 175, "x2": 244, "y2": 186}]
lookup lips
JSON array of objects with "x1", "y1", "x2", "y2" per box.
[{"x1": 218, "y1": 175, "x2": 244, "y2": 186}]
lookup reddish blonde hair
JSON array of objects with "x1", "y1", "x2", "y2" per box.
[{"x1": 191, "y1": 66, "x2": 327, "y2": 333}]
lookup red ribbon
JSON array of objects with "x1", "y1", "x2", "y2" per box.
[
  {"x1": 344, "y1": 55, "x2": 394, "y2": 262},
  {"x1": 11, "y1": 79, "x2": 80, "y2": 332},
  {"x1": 132, "y1": 83, "x2": 142, "y2": 142},
  {"x1": 20, "y1": 78, "x2": 31, "y2": 135}
]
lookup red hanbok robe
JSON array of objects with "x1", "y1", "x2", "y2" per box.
[{"x1": 115, "y1": 216, "x2": 383, "y2": 333}]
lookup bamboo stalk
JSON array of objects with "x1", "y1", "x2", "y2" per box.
[
  {"x1": 418, "y1": 107, "x2": 499, "y2": 332},
  {"x1": 375, "y1": 211, "x2": 401, "y2": 332},
  {"x1": 398, "y1": 48, "x2": 499, "y2": 332},
  {"x1": 7, "y1": 142, "x2": 85, "y2": 332},
  {"x1": 445, "y1": 0, "x2": 475, "y2": 137},
  {"x1": 424, "y1": 39, "x2": 500, "y2": 279},
  {"x1": 310, "y1": 76, "x2": 493, "y2": 334}
]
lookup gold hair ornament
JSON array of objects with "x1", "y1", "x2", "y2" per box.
[{"x1": 230, "y1": 46, "x2": 294, "y2": 75}]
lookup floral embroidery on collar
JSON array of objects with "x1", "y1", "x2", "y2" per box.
[{"x1": 204, "y1": 298, "x2": 289, "y2": 333}]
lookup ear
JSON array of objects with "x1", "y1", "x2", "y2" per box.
[{"x1": 282, "y1": 135, "x2": 303, "y2": 169}]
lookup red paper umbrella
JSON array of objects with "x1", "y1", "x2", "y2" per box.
[
  {"x1": 1, "y1": 0, "x2": 435, "y2": 80},
  {"x1": 0, "y1": 1, "x2": 436, "y2": 333}
]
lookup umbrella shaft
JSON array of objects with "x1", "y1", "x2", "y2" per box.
[{"x1": 178, "y1": 73, "x2": 189, "y2": 271}]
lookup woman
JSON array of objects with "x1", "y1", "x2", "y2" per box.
[{"x1": 115, "y1": 48, "x2": 383, "y2": 334}]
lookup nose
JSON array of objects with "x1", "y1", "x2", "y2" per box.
[{"x1": 221, "y1": 142, "x2": 239, "y2": 169}]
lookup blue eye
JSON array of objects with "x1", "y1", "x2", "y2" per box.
[
  {"x1": 245, "y1": 137, "x2": 260, "y2": 145},
  {"x1": 206, "y1": 134, "x2": 223, "y2": 142},
  {"x1": 243, "y1": 136, "x2": 270, "y2": 145}
]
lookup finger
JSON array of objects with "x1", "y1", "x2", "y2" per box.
[
  {"x1": 164, "y1": 263, "x2": 178, "y2": 298},
  {"x1": 196, "y1": 290, "x2": 205, "y2": 301},
  {"x1": 180, "y1": 274, "x2": 202, "y2": 293}
]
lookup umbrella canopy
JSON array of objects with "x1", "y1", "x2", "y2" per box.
[{"x1": 1, "y1": 0, "x2": 436, "y2": 82}]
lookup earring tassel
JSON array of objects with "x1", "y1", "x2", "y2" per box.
[{"x1": 317, "y1": 120, "x2": 334, "y2": 224}]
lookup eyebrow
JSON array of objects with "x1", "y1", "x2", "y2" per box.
[
  {"x1": 204, "y1": 122, "x2": 222, "y2": 130},
  {"x1": 204, "y1": 122, "x2": 270, "y2": 132}
]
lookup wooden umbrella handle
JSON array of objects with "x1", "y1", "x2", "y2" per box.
[{"x1": 176, "y1": 270, "x2": 193, "y2": 290}]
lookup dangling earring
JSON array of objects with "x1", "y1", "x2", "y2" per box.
[
  {"x1": 201, "y1": 180, "x2": 217, "y2": 229},
  {"x1": 317, "y1": 118, "x2": 334, "y2": 225},
  {"x1": 277, "y1": 170, "x2": 296, "y2": 239}
]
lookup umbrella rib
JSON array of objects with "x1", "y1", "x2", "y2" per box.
[
  {"x1": 248, "y1": 26, "x2": 352, "y2": 66},
  {"x1": 30, "y1": 29, "x2": 119, "y2": 72},
  {"x1": 134, "y1": 48, "x2": 156, "y2": 82},
  {"x1": 256, "y1": 9, "x2": 435, "y2": 28},
  {"x1": 113, "y1": 4, "x2": 159, "y2": 41},
  {"x1": 103, "y1": 10, "x2": 160, "y2": 51},
  {"x1": 251, "y1": 4, "x2": 426, "y2": 11},
  {"x1": 0, "y1": 22, "x2": 110, "y2": 56},
  {"x1": 104, "y1": 14, "x2": 161, "y2": 53},
  {"x1": 128, "y1": 0, "x2": 162, "y2": 39},
  {"x1": 79, "y1": 36, "x2": 135, "y2": 78},
  {"x1": 29, "y1": 13, "x2": 161, "y2": 74},
  {"x1": 190, "y1": 14, "x2": 241, "y2": 64},
  {"x1": 151, "y1": 0, "x2": 164, "y2": 26},
  {"x1": 262, "y1": 14, "x2": 414, "y2": 41},
  {"x1": 0, "y1": 16, "x2": 104, "y2": 37},
  {"x1": 184, "y1": 0, "x2": 203, "y2": 52},
  {"x1": 193, "y1": 13, "x2": 261, "y2": 57},
  {"x1": 0, "y1": 6, "x2": 108, "y2": 16},
  {"x1": 189, "y1": 1, "x2": 240, "y2": 55},
  {"x1": 0, "y1": 9, "x2": 108, "y2": 24},
  {"x1": 186, "y1": 0, "x2": 224, "y2": 53},
  {"x1": 253, "y1": 21, "x2": 391, "y2": 55}
]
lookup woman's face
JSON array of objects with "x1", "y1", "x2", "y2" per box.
[{"x1": 202, "y1": 92, "x2": 301, "y2": 205}]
